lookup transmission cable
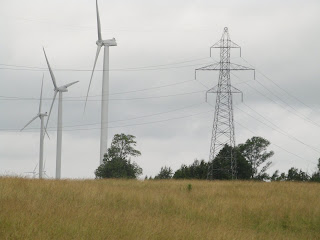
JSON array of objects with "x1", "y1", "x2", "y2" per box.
[
  {"x1": 241, "y1": 57, "x2": 320, "y2": 114},
  {"x1": 194, "y1": 78, "x2": 320, "y2": 155},
  {"x1": 0, "y1": 102, "x2": 206, "y2": 131},
  {"x1": 0, "y1": 58, "x2": 212, "y2": 72},
  {"x1": 234, "y1": 120, "x2": 306, "y2": 161},
  {"x1": 234, "y1": 105, "x2": 320, "y2": 154},
  {"x1": 0, "y1": 90, "x2": 206, "y2": 102},
  {"x1": 231, "y1": 72, "x2": 320, "y2": 130},
  {"x1": 2, "y1": 108, "x2": 213, "y2": 132},
  {"x1": 0, "y1": 79, "x2": 196, "y2": 100}
]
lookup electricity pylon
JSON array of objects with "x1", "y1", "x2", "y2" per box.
[{"x1": 196, "y1": 27, "x2": 255, "y2": 180}]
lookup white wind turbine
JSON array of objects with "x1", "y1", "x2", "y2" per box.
[
  {"x1": 24, "y1": 163, "x2": 38, "y2": 178},
  {"x1": 25, "y1": 159, "x2": 49, "y2": 179},
  {"x1": 85, "y1": 0, "x2": 117, "y2": 165},
  {"x1": 21, "y1": 78, "x2": 48, "y2": 179},
  {"x1": 43, "y1": 48, "x2": 79, "y2": 180}
]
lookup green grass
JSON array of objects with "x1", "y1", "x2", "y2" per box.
[{"x1": 0, "y1": 178, "x2": 320, "y2": 239}]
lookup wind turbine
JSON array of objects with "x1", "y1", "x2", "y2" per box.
[
  {"x1": 42, "y1": 158, "x2": 50, "y2": 178},
  {"x1": 21, "y1": 78, "x2": 47, "y2": 179},
  {"x1": 24, "y1": 163, "x2": 38, "y2": 178},
  {"x1": 85, "y1": 0, "x2": 117, "y2": 165},
  {"x1": 43, "y1": 48, "x2": 79, "y2": 180}
]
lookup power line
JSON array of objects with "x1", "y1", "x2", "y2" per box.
[
  {"x1": 0, "y1": 77, "x2": 249, "y2": 100},
  {"x1": 0, "y1": 79, "x2": 196, "y2": 100},
  {"x1": 234, "y1": 120, "x2": 306, "y2": 161},
  {"x1": 241, "y1": 57, "x2": 320, "y2": 114},
  {"x1": 230, "y1": 72, "x2": 320, "y2": 130},
  {"x1": 0, "y1": 102, "x2": 205, "y2": 131},
  {"x1": 109, "y1": 79, "x2": 195, "y2": 96},
  {"x1": 235, "y1": 105, "x2": 320, "y2": 154},
  {"x1": 0, "y1": 58, "x2": 212, "y2": 72},
  {"x1": 0, "y1": 90, "x2": 206, "y2": 102},
  {"x1": 241, "y1": 102, "x2": 320, "y2": 153},
  {"x1": 209, "y1": 56, "x2": 320, "y2": 128},
  {"x1": 2, "y1": 107, "x2": 213, "y2": 133},
  {"x1": 194, "y1": 74, "x2": 320, "y2": 156},
  {"x1": 7, "y1": 15, "x2": 213, "y2": 33},
  {"x1": 18, "y1": 102, "x2": 205, "y2": 131},
  {"x1": 205, "y1": 101, "x2": 318, "y2": 164},
  {"x1": 253, "y1": 79, "x2": 320, "y2": 129}
]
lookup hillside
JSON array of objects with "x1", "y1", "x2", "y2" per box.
[{"x1": 0, "y1": 178, "x2": 319, "y2": 239}]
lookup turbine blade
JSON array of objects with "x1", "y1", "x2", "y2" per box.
[
  {"x1": 45, "y1": 128, "x2": 50, "y2": 140},
  {"x1": 21, "y1": 115, "x2": 39, "y2": 131},
  {"x1": 45, "y1": 91, "x2": 58, "y2": 131},
  {"x1": 84, "y1": 45, "x2": 101, "y2": 112},
  {"x1": 63, "y1": 81, "x2": 79, "y2": 88},
  {"x1": 43, "y1": 48, "x2": 57, "y2": 89},
  {"x1": 96, "y1": 0, "x2": 102, "y2": 41},
  {"x1": 38, "y1": 77, "x2": 44, "y2": 114}
]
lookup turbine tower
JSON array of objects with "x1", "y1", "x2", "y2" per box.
[
  {"x1": 196, "y1": 27, "x2": 254, "y2": 180},
  {"x1": 85, "y1": 0, "x2": 117, "y2": 165},
  {"x1": 43, "y1": 48, "x2": 79, "y2": 180},
  {"x1": 20, "y1": 78, "x2": 48, "y2": 179}
]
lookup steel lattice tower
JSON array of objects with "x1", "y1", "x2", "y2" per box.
[{"x1": 196, "y1": 27, "x2": 254, "y2": 180}]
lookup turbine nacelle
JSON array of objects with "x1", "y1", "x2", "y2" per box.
[
  {"x1": 55, "y1": 81, "x2": 79, "y2": 93},
  {"x1": 39, "y1": 112, "x2": 48, "y2": 117},
  {"x1": 96, "y1": 38, "x2": 117, "y2": 47},
  {"x1": 56, "y1": 87, "x2": 68, "y2": 92}
]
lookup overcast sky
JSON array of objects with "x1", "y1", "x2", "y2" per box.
[{"x1": 1, "y1": 0, "x2": 320, "y2": 179}]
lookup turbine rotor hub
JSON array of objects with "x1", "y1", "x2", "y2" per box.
[
  {"x1": 57, "y1": 87, "x2": 68, "y2": 92},
  {"x1": 96, "y1": 38, "x2": 117, "y2": 47}
]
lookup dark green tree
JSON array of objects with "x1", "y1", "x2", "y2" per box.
[
  {"x1": 173, "y1": 146, "x2": 251, "y2": 180},
  {"x1": 154, "y1": 166, "x2": 173, "y2": 179},
  {"x1": 173, "y1": 159, "x2": 208, "y2": 179},
  {"x1": 188, "y1": 159, "x2": 209, "y2": 179},
  {"x1": 95, "y1": 134, "x2": 142, "y2": 179},
  {"x1": 310, "y1": 158, "x2": 320, "y2": 182},
  {"x1": 173, "y1": 164, "x2": 190, "y2": 179},
  {"x1": 286, "y1": 167, "x2": 310, "y2": 181},
  {"x1": 270, "y1": 170, "x2": 286, "y2": 181},
  {"x1": 238, "y1": 136, "x2": 274, "y2": 179},
  {"x1": 210, "y1": 145, "x2": 252, "y2": 180}
]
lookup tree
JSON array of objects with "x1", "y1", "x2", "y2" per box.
[
  {"x1": 107, "y1": 133, "x2": 141, "y2": 159},
  {"x1": 238, "y1": 136, "x2": 274, "y2": 179},
  {"x1": 210, "y1": 145, "x2": 252, "y2": 180},
  {"x1": 286, "y1": 167, "x2": 310, "y2": 181},
  {"x1": 270, "y1": 170, "x2": 286, "y2": 181},
  {"x1": 310, "y1": 158, "x2": 320, "y2": 182},
  {"x1": 173, "y1": 147, "x2": 251, "y2": 180},
  {"x1": 154, "y1": 166, "x2": 173, "y2": 179},
  {"x1": 95, "y1": 134, "x2": 142, "y2": 179},
  {"x1": 173, "y1": 159, "x2": 208, "y2": 179},
  {"x1": 173, "y1": 164, "x2": 190, "y2": 179}
]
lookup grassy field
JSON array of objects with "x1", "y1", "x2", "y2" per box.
[{"x1": 0, "y1": 178, "x2": 319, "y2": 240}]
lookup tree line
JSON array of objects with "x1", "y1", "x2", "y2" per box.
[{"x1": 95, "y1": 134, "x2": 320, "y2": 182}]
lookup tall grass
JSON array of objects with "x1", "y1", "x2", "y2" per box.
[{"x1": 0, "y1": 178, "x2": 319, "y2": 239}]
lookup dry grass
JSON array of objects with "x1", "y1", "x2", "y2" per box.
[{"x1": 0, "y1": 178, "x2": 319, "y2": 240}]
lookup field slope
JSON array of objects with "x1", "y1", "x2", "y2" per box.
[{"x1": 0, "y1": 178, "x2": 320, "y2": 239}]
